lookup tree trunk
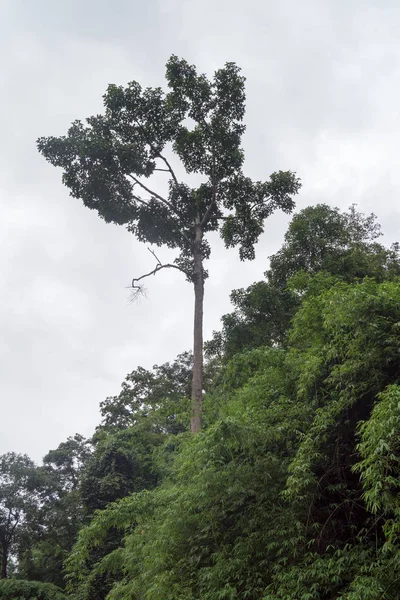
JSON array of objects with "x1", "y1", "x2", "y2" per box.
[
  {"x1": 1, "y1": 543, "x2": 7, "y2": 579},
  {"x1": 191, "y1": 222, "x2": 204, "y2": 433}
]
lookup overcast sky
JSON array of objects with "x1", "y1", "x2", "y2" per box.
[{"x1": 1, "y1": 0, "x2": 400, "y2": 461}]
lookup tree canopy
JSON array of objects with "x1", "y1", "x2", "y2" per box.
[{"x1": 206, "y1": 203, "x2": 400, "y2": 358}]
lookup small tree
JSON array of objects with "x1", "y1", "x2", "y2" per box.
[
  {"x1": 16, "y1": 436, "x2": 91, "y2": 588},
  {"x1": 37, "y1": 56, "x2": 301, "y2": 432}
]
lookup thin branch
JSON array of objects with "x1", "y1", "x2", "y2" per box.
[
  {"x1": 131, "y1": 194, "x2": 151, "y2": 207},
  {"x1": 128, "y1": 174, "x2": 169, "y2": 206},
  {"x1": 154, "y1": 168, "x2": 170, "y2": 173},
  {"x1": 130, "y1": 248, "x2": 190, "y2": 301},
  {"x1": 201, "y1": 194, "x2": 217, "y2": 227},
  {"x1": 316, "y1": 500, "x2": 348, "y2": 547},
  {"x1": 200, "y1": 152, "x2": 217, "y2": 227},
  {"x1": 147, "y1": 248, "x2": 162, "y2": 266},
  {"x1": 146, "y1": 247, "x2": 188, "y2": 277},
  {"x1": 127, "y1": 175, "x2": 192, "y2": 245},
  {"x1": 133, "y1": 119, "x2": 180, "y2": 186},
  {"x1": 129, "y1": 174, "x2": 188, "y2": 225},
  {"x1": 360, "y1": 514, "x2": 384, "y2": 541},
  {"x1": 9, "y1": 517, "x2": 20, "y2": 537},
  {"x1": 157, "y1": 153, "x2": 179, "y2": 186}
]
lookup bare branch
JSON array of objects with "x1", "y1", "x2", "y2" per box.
[
  {"x1": 128, "y1": 284, "x2": 148, "y2": 303},
  {"x1": 157, "y1": 153, "x2": 179, "y2": 186},
  {"x1": 130, "y1": 248, "x2": 190, "y2": 302},
  {"x1": 131, "y1": 262, "x2": 175, "y2": 288},
  {"x1": 128, "y1": 174, "x2": 169, "y2": 205},
  {"x1": 147, "y1": 248, "x2": 163, "y2": 265}
]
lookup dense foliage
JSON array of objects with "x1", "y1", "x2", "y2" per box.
[
  {"x1": 0, "y1": 578, "x2": 68, "y2": 599},
  {"x1": 0, "y1": 453, "x2": 41, "y2": 579},
  {"x1": 63, "y1": 277, "x2": 400, "y2": 600},
  {"x1": 206, "y1": 203, "x2": 400, "y2": 358},
  {"x1": 3, "y1": 205, "x2": 400, "y2": 599}
]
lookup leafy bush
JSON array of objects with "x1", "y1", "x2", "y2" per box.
[{"x1": 0, "y1": 579, "x2": 68, "y2": 600}]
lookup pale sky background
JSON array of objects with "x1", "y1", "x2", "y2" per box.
[{"x1": 1, "y1": 0, "x2": 400, "y2": 462}]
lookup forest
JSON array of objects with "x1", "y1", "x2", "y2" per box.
[{"x1": 2, "y1": 57, "x2": 400, "y2": 599}]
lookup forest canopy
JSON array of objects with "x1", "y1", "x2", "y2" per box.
[{"x1": 2, "y1": 203, "x2": 400, "y2": 599}]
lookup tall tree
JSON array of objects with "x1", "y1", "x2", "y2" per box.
[
  {"x1": 37, "y1": 55, "x2": 301, "y2": 432},
  {"x1": 0, "y1": 453, "x2": 39, "y2": 579}
]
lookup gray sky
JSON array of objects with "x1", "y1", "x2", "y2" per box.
[{"x1": 1, "y1": 0, "x2": 400, "y2": 461}]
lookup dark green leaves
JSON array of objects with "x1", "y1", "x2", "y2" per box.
[
  {"x1": 0, "y1": 579, "x2": 68, "y2": 599},
  {"x1": 37, "y1": 118, "x2": 137, "y2": 225},
  {"x1": 0, "y1": 453, "x2": 41, "y2": 578},
  {"x1": 220, "y1": 171, "x2": 301, "y2": 260},
  {"x1": 208, "y1": 204, "x2": 400, "y2": 359},
  {"x1": 38, "y1": 55, "x2": 300, "y2": 272}
]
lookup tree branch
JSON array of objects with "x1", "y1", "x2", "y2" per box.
[
  {"x1": 131, "y1": 194, "x2": 151, "y2": 207},
  {"x1": 9, "y1": 516, "x2": 20, "y2": 538},
  {"x1": 200, "y1": 153, "x2": 217, "y2": 227},
  {"x1": 157, "y1": 153, "x2": 179, "y2": 186},
  {"x1": 130, "y1": 248, "x2": 189, "y2": 301},
  {"x1": 128, "y1": 174, "x2": 169, "y2": 206},
  {"x1": 133, "y1": 119, "x2": 180, "y2": 186},
  {"x1": 128, "y1": 175, "x2": 193, "y2": 245},
  {"x1": 200, "y1": 195, "x2": 217, "y2": 228}
]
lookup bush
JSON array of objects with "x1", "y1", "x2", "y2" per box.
[{"x1": 0, "y1": 578, "x2": 68, "y2": 600}]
